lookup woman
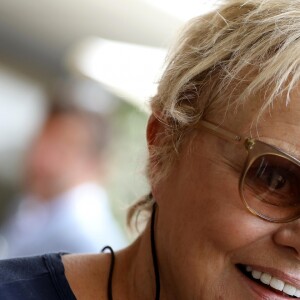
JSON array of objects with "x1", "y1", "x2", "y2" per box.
[{"x1": 2, "y1": 0, "x2": 300, "y2": 299}]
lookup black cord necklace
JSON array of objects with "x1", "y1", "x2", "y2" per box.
[
  {"x1": 101, "y1": 245, "x2": 115, "y2": 300},
  {"x1": 151, "y1": 203, "x2": 160, "y2": 300},
  {"x1": 101, "y1": 203, "x2": 160, "y2": 300}
]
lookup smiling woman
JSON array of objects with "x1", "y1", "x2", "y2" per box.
[{"x1": 2, "y1": 0, "x2": 300, "y2": 299}]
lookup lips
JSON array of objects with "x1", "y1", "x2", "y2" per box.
[{"x1": 238, "y1": 264, "x2": 300, "y2": 298}]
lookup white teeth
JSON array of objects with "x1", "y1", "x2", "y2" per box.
[
  {"x1": 260, "y1": 273, "x2": 272, "y2": 285},
  {"x1": 245, "y1": 265, "x2": 300, "y2": 298},
  {"x1": 246, "y1": 266, "x2": 252, "y2": 272},
  {"x1": 283, "y1": 284, "x2": 296, "y2": 297},
  {"x1": 270, "y1": 278, "x2": 284, "y2": 291},
  {"x1": 252, "y1": 270, "x2": 262, "y2": 279}
]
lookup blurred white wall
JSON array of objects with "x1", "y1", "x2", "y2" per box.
[{"x1": 0, "y1": 65, "x2": 47, "y2": 184}]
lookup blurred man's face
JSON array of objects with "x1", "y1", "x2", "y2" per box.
[{"x1": 25, "y1": 114, "x2": 92, "y2": 200}]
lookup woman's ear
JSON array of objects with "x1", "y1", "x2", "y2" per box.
[
  {"x1": 146, "y1": 114, "x2": 165, "y2": 148},
  {"x1": 146, "y1": 114, "x2": 165, "y2": 199}
]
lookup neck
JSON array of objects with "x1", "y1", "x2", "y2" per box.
[{"x1": 113, "y1": 223, "x2": 157, "y2": 300}]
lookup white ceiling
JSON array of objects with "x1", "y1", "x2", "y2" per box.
[
  {"x1": 0, "y1": 0, "x2": 219, "y2": 78},
  {"x1": 0, "y1": 0, "x2": 184, "y2": 76},
  {"x1": 1, "y1": 0, "x2": 181, "y2": 46}
]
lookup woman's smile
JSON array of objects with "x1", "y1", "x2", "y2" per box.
[{"x1": 237, "y1": 264, "x2": 300, "y2": 299}]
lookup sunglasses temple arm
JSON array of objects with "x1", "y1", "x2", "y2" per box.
[{"x1": 200, "y1": 120, "x2": 243, "y2": 143}]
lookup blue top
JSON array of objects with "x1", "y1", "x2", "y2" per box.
[{"x1": 0, "y1": 253, "x2": 76, "y2": 300}]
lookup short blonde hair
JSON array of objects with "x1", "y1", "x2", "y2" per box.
[{"x1": 128, "y1": 0, "x2": 300, "y2": 225}]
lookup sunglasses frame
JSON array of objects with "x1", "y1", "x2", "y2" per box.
[{"x1": 200, "y1": 120, "x2": 300, "y2": 223}]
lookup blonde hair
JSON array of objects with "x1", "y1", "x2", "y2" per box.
[{"x1": 128, "y1": 0, "x2": 300, "y2": 225}]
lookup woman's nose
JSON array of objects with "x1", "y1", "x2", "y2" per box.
[{"x1": 273, "y1": 219, "x2": 300, "y2": 258}]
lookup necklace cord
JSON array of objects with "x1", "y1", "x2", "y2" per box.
[
  {"x1": 101, "y1": 202, "x2": 160, "y2": 300},
  {"x1": 101, "y1": 246, "x2": 115, "y2": 300},
  {"x1": 151, "y1": 203, "x2": 160, "y2": 300}
]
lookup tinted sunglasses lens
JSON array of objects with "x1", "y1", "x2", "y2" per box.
[{"x1": 242, "y1": 154, "x2": 300, "y2": 221}]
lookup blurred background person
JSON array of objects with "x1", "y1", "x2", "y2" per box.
[{"x1": 0, "y1": 101, "x2": 127, "y2": 258}]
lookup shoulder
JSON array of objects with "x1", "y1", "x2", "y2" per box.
[
  {"x1": 0, "y1": 254, "x2": 76, "y2": 300},
  {"x1": 62, "y1": 253, "x2": 111, "y2": 300}
]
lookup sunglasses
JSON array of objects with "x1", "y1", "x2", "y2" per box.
[{"x1": 200, "y1": 120, "x2": 300, "y2": 223}]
